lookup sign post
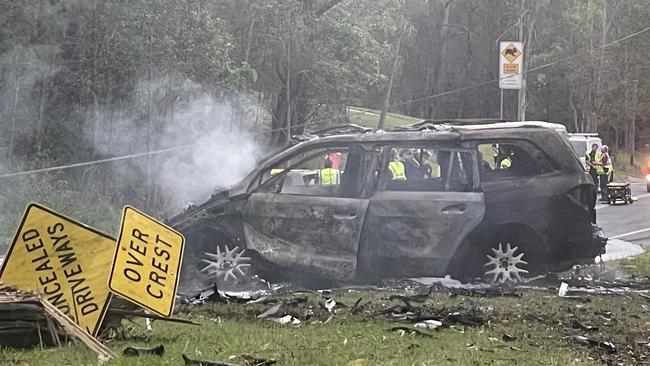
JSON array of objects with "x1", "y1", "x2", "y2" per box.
[
  {"x1": 499, "y1": 41, "x2": 524, "y2": 119},
  {"x1": 0, "y1": 203, "x2": 115, "y2": 335},
  {"x1": 108, "y1": 206, "x2": 184, "y2": 317}
]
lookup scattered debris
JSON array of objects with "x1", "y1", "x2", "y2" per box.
[
  {"x1": 414, "y1": 320, "x2": 443, "y2": 330},
  {"x1": 570, "y1": 319, "x2": 598, "y2": 332},
  {"x1": 446, "y1": 286, "x2": 523, "y2": 298},
  {"x1": 235, "y1": 354, "x2": 277, "y2": 366},
  {"x1": 568, "y1": 335, "x2": 617, "y2": 354},
  {"x1": 502, "y1": 334, "x2": 516, "y2": 342},
  {"x1": 123, "y1": 344, "x2": 165, "y2": 356},
  {"x1": 108, "y1": 309, "x2": 200, "y2": 326},
  {"x1": 270, "y1": 315, "x2": 301, "y2": 326},
  {"x1": 324, "y1": 298, "x2": 336, "y2": 312},
  {"x1": 257, "y1": 304, "x2": 282, "y2": 319},
  {"x1": 386, "y1": 326, "x2": 436, "y2": 338},
  {"x1": 182, "y1": 354, "x2": 239, "y2": 366},
  {"x1": 558, "y1": 282, "x2": 569, "y2": 297},
  {"x1": 38, "y1": 295, "x2": 117, "y2": 363},
  {"x1": 349, "y1": 297, "x2": 363, "y2": 314}
]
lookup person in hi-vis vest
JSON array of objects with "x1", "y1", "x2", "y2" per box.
[{"x1": 319, "y1": 158, "x2": 340, "y2": 185}]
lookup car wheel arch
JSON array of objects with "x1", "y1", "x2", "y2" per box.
[{"x1": 447, "y1": 223, "x2": 548, "y2": 279}]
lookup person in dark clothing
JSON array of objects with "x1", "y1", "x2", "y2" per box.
[{"x1": 400, "y1": 149, "x2": 421, "y2": 180}]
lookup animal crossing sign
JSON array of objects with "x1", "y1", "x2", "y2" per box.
[
  {"x1": 499, "y1": 41, "x2": 523, "y2": 89},
  {"x1": 108, "y1": 206, "x2": 184, "y2": 317},
  {"x1": 0, "y1": 203, "x2": 114, "y2": 336}
]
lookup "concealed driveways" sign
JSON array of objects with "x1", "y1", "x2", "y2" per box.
[{"x1": 0, "y1": 203, "x2": 114, "y2": 335}]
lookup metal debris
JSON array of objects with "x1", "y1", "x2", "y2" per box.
[
  {"x1": 414, "y1": 320, "x2": 443, "y2": 330},
  {"x1": 257, "y1": 304, "x2": 282, "y2": 319},
  {"x1": 182, "y1": 354, "x2": 240, "y2": 366},
  {"x1": 568, "y1": 335, "x2": 617, "y2": 354},
  {"x1": 236, "y1": 354, "x2": 277, "y2": 366},
  {"x1": 570, "y1": 320, "x2": 598, "y2": 332},
  {"x1": 123, "y1": 344, "x2": 165, "y2": 356},
  {"x1": 269, "y1": 315, "x2": 302, "y2": 326},
  {"x1": 386, "y1": 326, "x2": 436, "y2": 337}
]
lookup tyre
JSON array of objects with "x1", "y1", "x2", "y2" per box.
[
  {"x1": 181, "y1": 225, "x2": 254, "y2": 292},
  {"x1": 647, "y1": 182, "x2": 650, "y2": 193}
]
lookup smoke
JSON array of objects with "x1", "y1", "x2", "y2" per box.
[{"x1": 86, "y1": 76, "x2": 268, "y2": 214}]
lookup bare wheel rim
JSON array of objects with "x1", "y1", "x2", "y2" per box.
[
  {"x1": 200, "y1": 246, "x2": 252, "y2": 282},
  {"x1": 483, "y1": 242, "x2": 529, "y2": 283}
]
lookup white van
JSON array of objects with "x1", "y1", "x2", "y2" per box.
[{"x1": 569, "y1": 133, "x2": 602, "y2": 167}]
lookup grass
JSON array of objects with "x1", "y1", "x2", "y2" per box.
[
  {"x1": 615, "y1": 249, "x2": 650, "y2": 278},
  {"x1": 346, "y1": 106, "x2": 423, "y2": 129},
  {"x1": 2, "y1": 288, "x2": 649, "y2": 365}
]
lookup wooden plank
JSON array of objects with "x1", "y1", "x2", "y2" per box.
[{"x1": 39, "y1": 298, "x2": 116, "y2": 363}]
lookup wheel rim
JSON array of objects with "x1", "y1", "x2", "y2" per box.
[
  {"x1": 200, "y1": 246, "x2": 251, "y2": 282},
  {"x1": 483, "y1": 242, "x2": 528, "y2": 283}
]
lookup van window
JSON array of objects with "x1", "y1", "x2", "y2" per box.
[
  {"x1": 478, "y1": 142, "x2": 555, "y2": 180},
  {"x1": 379, "y1": 146, "x2": 475, "y2": 192},
  {"x1": 257, "y1": 147, "x2": 364, "y2": 198}
]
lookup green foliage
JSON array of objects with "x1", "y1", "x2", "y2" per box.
[{"x1": 0, "y1": 172, "x2": 122, "y2": 245}]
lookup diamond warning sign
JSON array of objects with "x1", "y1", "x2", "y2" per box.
[
  {"x1": 0, "y1": 203, "x2": 114, "y2": 335},
  {"x1": 108, "y1": 206, "x2": 184, "y2": 317},
  {"x1": 501, "y1": 42, "x2": 521, "y2": 63},
  {"x1": 499, "y1": 41, "x2": 523, "y2": 89}
]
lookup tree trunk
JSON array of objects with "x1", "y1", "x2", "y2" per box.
[
  {"x1": 428, "y1": 0, "x2": 454, "y2": 119},
  {"x1": 378, "y1": 25, "x2": 404, "y2": 130}
]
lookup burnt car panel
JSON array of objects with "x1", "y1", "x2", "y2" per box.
[
  {"x1": 243, "y1": 194, "x2": 369, "y2": 280},
  {"x1": 359, "y1": 191, "x2": 485, "y2": 279}
]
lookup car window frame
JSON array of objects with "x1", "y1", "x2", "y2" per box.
[
  {"x1": 474, "y1": 139, "x2": 560, "y2": 182},
  {"x1": 375, "y1": 143, "x2": 480, "y2": 193},
  {"x1": 250, "y1": 144, "x2": 367, "y2": 198}
]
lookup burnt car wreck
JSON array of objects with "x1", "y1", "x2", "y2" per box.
[{"x1": 169, "y1": 121, "x2": 607, "y2": 293}]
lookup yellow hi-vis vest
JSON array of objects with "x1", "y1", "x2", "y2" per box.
[
  {"x1": 586, "y1": 150, "x2": 604, "y2": 174},
  {"x1": 500, "y1": 157, "x2": 512, "y2": 169},
  {"x1": 388, "y1": 161, "x2": 406, "y2": 180},
  {"x1": 319, "y1": 168, "x2": 340, "y2": 185}
]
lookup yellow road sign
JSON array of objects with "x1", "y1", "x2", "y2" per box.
[
  {"x1": 501, "y1": 42, "x2": 522, "y2": 63},
  {"x1": 503, "y1": 64, "x2": 519, "y2": 75},
  {"x1": 108, "y1": 206, "x2": 184, "y2": 317},
  {"x1": 0, "y1": 203, "x2": 114, "y2": 335}
]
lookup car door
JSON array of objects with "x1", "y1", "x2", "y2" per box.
[
  {"x1": 242, "y1": 145, "x2": 372, "y2": 281},
  {"x1": 357, "y1": 146, "x2": 485, "y2": 279}
]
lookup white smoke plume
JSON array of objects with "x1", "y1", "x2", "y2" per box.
[{"x1": 87, "y1": 76, "x2": 269, "y2": 215}]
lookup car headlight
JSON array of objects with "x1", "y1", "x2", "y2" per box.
[{"x1": 646, "y1": 174, "x2": 650, "y2": 182}]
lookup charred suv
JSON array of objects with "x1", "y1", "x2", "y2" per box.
[{"x1": 169, "y1": 121, "x2": 606, "y2": 292}]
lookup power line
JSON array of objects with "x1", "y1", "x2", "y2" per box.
[
  {"x1": 0, "y1": 145, "x2": 194, "y2": 179},
  {"x1": 1, "y1": 27, "x2": 648, "y2": 179}
]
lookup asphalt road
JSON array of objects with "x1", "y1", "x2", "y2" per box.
[{"x1": 596, "y1": 182, "x2": 650, "y2": 247}]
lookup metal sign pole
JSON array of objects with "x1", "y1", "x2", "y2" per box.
[{"x1": 500, "y1": 89, "x2": 504, "y2": 120}]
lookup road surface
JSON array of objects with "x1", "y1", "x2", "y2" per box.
[{"x1": 597, "y1": 182, "x2": 650, "y2": 247}]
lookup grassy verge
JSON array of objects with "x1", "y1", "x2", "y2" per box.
[
  {"x1": 347, "y1": 106, "x2": 423, "y2": 129},
  {"x1": 2, "y1": 288, "x2": 649, "y2": 365},
  {"x1": 615, "y1": 249, "x2": 650, "y2": 278}
]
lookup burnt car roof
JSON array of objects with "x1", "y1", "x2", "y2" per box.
[
  {"x1": 222, "y1": 120, "x2": 576, "y2": 198},
  {"x1": 292, "y1": 121, "x2": 567, "y2": 145}
]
